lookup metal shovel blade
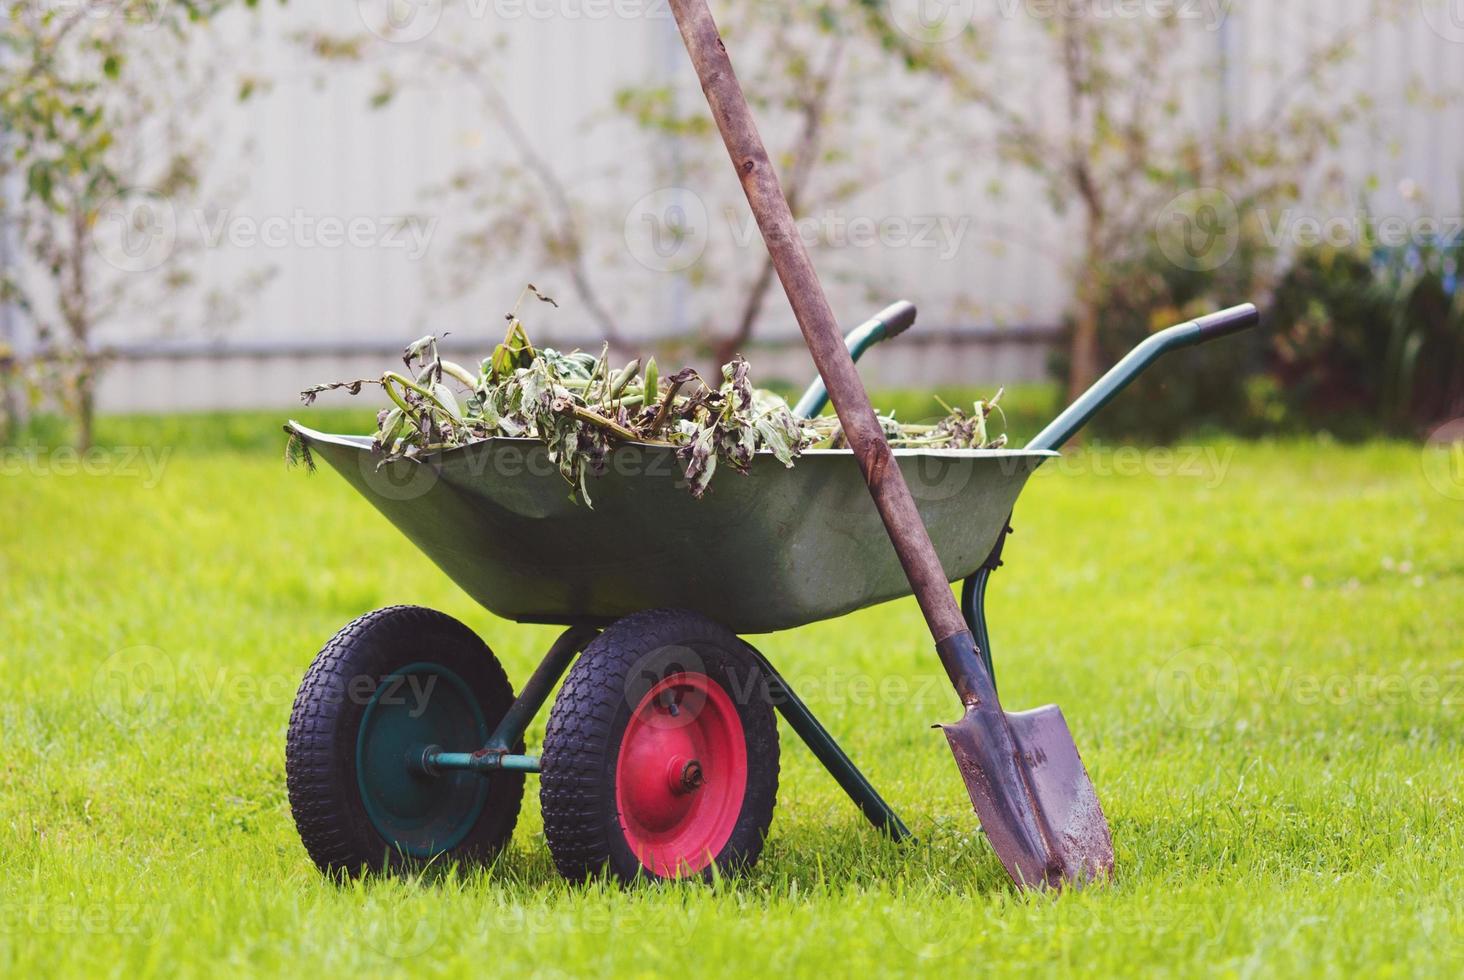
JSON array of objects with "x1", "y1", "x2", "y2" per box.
[{"x1": 942, "y1": 702, "x2": 1113, "y2": 889}]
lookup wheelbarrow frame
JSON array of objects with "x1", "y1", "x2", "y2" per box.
[{"x1": 393, "y1": 302, "x2": 1260, "y2": 841}]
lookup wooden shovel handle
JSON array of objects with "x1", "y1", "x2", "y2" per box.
[{"x1": 669, "y1": 0, "x2": 968, "y2": 643}]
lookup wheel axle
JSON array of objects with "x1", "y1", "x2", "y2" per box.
[
  {"x1": 671, "y1": 758, "x2": 704, "y2": 795},
  {"x1": 419, "y1": 749, "x2": 542, "y2": 774}
]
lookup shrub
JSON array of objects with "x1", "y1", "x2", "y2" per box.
[
  {"x1": 1049, "y1": 238, "x2": 1270, "y2": 443},
  {"x1": 1267, "y1": 239, "x2": 1464, "y2": 437}
]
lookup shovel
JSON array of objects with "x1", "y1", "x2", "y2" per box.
[{"x1": 667, "y1": 0, "x2": 1114, "y2": 889}]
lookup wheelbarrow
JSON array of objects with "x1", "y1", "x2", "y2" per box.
[
  {"x1": 285, "y1": 0, "x2": 1262, "y2": 888},
  {"x1": 283, "y1": 299, "x2": 1258, "y2": 884}
]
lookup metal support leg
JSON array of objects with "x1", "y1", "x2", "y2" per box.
[
  {"x1": 743, "y1": 642, "x2": 912, "y2": 842},
  {"x1": 484, "y1": 624, "x2": 599, "y2": 752},
  {"x1": 426, "y1": 624, "x2": 598, "y2": 774},
  {"x1": 961, "y1": 519, "x2": 1012, "y2": 696},
  {"x1": 961, "y1": 570, "x2": 997, "y2": 696}
]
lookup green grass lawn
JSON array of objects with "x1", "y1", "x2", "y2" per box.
[{"x1": 2, "y1": 413, "x2": 1461, "y2": 977}]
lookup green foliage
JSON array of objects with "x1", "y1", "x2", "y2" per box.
[
  {"x1": 0, "y1": 2, "x2": 255, "y2": 214},
  {"x1": 1048, "y1": 197, "x2": 1464, "y2": 442},
  {"x1": 299, "y1": 311, "x2": 822, "y2": 503},
  {"x1": 1048, "y1": 226, "x2": 1271, "y2": 442},
  {"x1": 841, "y1": 0, "x2": 1417, "y2": 404},
  {"x1": 297, "y1": 295, "x2": 1008, "y2": 503},
  {"x1": 0, "y1": 0, "x2": 270, "y2": 447},
  {"x1": 1268, "y1": 239, "x2": 1464, "y2": 438}
]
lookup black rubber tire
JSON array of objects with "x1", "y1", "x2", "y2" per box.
[
  {"x1": 540, "y1": 609, "x2": 779, "y2": 883},
  {"x1": 285, "y1": 606, "x2": 524, "y2": 877}
]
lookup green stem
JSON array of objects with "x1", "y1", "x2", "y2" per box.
[
  {"x1": 380, "y1": 378, "x2": 416, "y2": 417},
  {"x1": 383, "y1": 372, "x2": 461, "y2": 420},
  {"x1": 439, "y1": 359, "x2": 479, "y2": 389},
  {"x1": 649, "y1": 379, "x2": 689, "y2": 435},
  {"x1": 565, "y1": 403, "x2": 671, "y2": 445}
]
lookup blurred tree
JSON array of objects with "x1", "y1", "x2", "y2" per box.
[
  {"x1": 301, "y1": 2, "x2": 943, "y2": 367},
  {"x1": 0, "y1": 0, "x2": 268, "y2": 447},
  {"x1": 614, "y1": 1, "x2": 927, "y2": 365},
  {"x1": 1268, "y1": 227, "x2": 1464, "y2": 437},
  {"x1": 298, "y1": 12, "x2": 628, "y2": 344},
  {"x1": 850, "y1": 0, "x2": 1414, "y2": 405},
  {"x1": 296, "y1": 0, "x2": 1445, "y2": 421}
]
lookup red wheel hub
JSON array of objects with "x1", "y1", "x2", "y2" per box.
[{"x1": 615, "y1": 672, "x2": 747, "y2": 877}]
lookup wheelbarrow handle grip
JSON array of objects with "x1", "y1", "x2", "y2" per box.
[
  {"x1": 875, "y1": 300, "x2": 918, "y2": 338},
  {"x1": 1027, "y1": 303, "x2": 1260, "y2": 453},
  {"x1": 793, "y1": 301, "x2": 918, "y2": 419},
  {"x1": 1193, "y1": 304, "x2": 1261, "y2": 342}
]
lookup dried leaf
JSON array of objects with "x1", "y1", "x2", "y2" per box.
[{"x1": 290, "y1": 292, "x2": 1010, "y2": 503}]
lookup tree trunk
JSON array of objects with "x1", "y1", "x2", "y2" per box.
[
  {"x1": 1066, "y1": 193, "x2": 1105, "y2": 406},
  {"x1": 66, "y1": 207, "x2": 95, "y2": 451},
  {"x1": 1067, "y1": 278, "x2": 1102, "y2": 406},
  {"x1": 76, "y1": 358, "x2": 95, "y2": 452},
  {"x1": 712, "y1": 254, "x2": 778, "y2": 368},
  {"x1": 0, "y1": 351, "x2": 20, "y2": 443}
]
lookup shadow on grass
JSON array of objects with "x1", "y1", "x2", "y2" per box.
[{"x1": 335, "y1": 815, "x2": 1019, "y2": 899}]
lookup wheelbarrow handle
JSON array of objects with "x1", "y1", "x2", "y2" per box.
[
  {"x1": 793, "y1": 301, "x2": 917, "y2": 419},
  {"x1": 1027, "y1": 303, "x2": 1260, "y2": 453}
]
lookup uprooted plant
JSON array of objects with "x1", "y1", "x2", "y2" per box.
[{"x1": 288, "y1": 287, "x2": 1008, "y2": 503}]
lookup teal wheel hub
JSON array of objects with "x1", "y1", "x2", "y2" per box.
[{"x1": 355, "y1": 662, "x2": 490, "y2": 858}]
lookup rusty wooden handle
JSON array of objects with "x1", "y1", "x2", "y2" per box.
[{"x1": 668, "y1": 0, "x2": 968, "y2": 643}]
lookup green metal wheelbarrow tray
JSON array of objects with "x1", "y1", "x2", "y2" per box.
[{"x1": 282, "y1": 300, "x2": 1260, "y2": 885}]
